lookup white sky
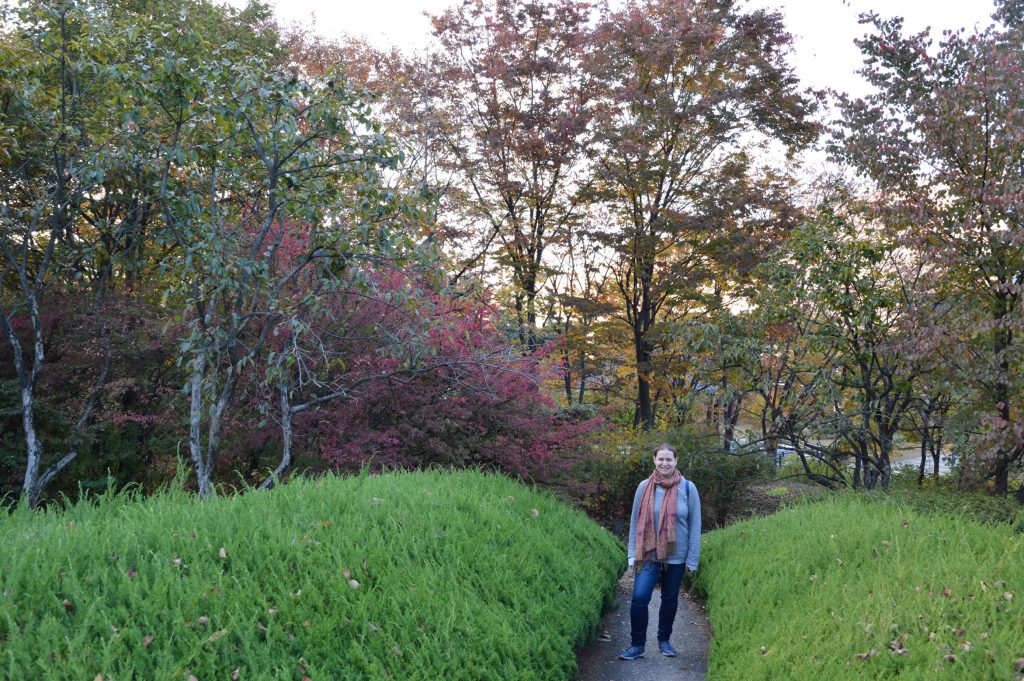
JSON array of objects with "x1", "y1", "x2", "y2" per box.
[{"x1": 256, "y1": 0, "x2": 1001, "y2": 98}]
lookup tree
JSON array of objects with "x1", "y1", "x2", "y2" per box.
[
  {"x1": 0, "y1": 1, "x2": 150, "y2": 505},
  {"x1": 587, "y1": 0, "x2": 817, "y2": 429},
  {"x1": 153, "y1": 51, "x2": 419, "y2": 496},
  {"x1": 833, "y1": 1, "x2": 1024, "y2": 495},
  {"x1": 429, "y1": 0, "x2": 595, "y2": 350}
]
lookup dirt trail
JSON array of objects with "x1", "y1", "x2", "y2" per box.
[{"x1": 576, "y1": 570, "x2": 711, "y2": 681}]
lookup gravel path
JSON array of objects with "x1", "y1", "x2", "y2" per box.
[{"x1": 577, "y1": 570, "x2": 711, "y2": 681}]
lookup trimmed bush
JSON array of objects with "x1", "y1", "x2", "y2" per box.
[
  {"x1": 692, "y1": 494, "x2": 1024, "y2": 680},
  {"x1": 0, "y1": 470, "x2": 624, "y2": 680}
]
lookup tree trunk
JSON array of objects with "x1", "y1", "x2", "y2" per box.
[
  {"x1": 722, "y1": 394, "x2": 741, "y2": 451},
  {"x1": 993, "y1": 294, "x2": 1012, "y2": 495},
  {"x1": 21, "y1": 388, "x2": 44, "y2": 507},
  {"x1": 3, "y1": 298, "x2": 47, "y2": 506},
  {"x1": 917, "y1": 436, "x2": 927, "y2": 486},
  {"x1": 577, "y1": 350, "x2": 587, "y2": 404},
  {"x1": 878, "y1": 456, "x2": 892, "y2": 491},
  {"x1": 562, "y1": 345, "x2": 573, "y2": 404},
  {"x1": 634, "y1": 337, "x2": 653, "y2": 430},
  {"x1": 189, "y1": 357, "x2": 212, "y2": 499},
  {"x1": 260, "y1": 380, "x2": 293, "y2": 490}
]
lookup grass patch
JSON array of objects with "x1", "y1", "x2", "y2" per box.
[
  {"x1": 884, "y1": 473, "x2": 1024, "y2": 528},
  {"x1": 692, "y1": 494, "x2": 1024, "y2": 680},
  {"x1": 0, "y1": 470, "x2": 623, "y2": 680}
]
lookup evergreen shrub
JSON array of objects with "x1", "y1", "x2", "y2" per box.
[
  {"x1": 692, "y1": 494, "x2": 1024, "y2": 680},
  {"x1": 0, "y1": 470, "x2": 623, "y2": 680}
]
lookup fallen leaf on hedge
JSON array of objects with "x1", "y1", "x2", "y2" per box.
[
  {"x1": 348, "y1": 579, "x2": 360, "y2": 589},
  {"x1": 341, "y1": 567, "x2": 351, "y2": 579},
  {"x1": 530, "y1": 509, "x2": 540, "y2": 518},
  {"x1": 366, "y1": 621, "x2": 380, "y2": 634},
  {"x1": 143, "y1": 635, "x2": 154, "y2": 648},
  {"x1": 198, "y1": 616, "x2": 209, "y2": 626},
  {"x1": 980, "y1": 581, "x2": 988, "y2": 592},
  {"x1": 882, "y1": 540, "x2": 891, "y2": 548},
  {"x1": 371, "y1": 498, "x2": 383, "y2": 505},
  {"x1": 960, "y1": 642, "x2": 972, "y2": 651},
  {"x1": 219, "y1": 547, "x2": 228, "y2": 559},
  {"x1": 204, "y1": 630, "x2": 228, "y2": 644},
  {"x1": 1003, "y1": 592, "x2": 1014, "y2": 601},
  {"x1": 889, "y1": 639, "x2": 906, "y2": 655},
  {"x1": 63, "y1": 598, "x2": 74, "y2": 611},
  {"x1": 392, "y1": 644, "x2": 402, "y2": 656},
  {"x1": 954, "y1": 628, "x2": 965, "y2": 637},
  {"x1": 94, "y1": 675, "x2": 103, "y2": 681},
  {"x1": 855, "y1": 649, "x2": 878, "y2": 660},
  {"x1": 230, "y1": 669, "x2": 240, "y2": 680}
]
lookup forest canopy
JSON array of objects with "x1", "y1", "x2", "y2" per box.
[{"x1": 2, "y1": 0, "x2": 1023, "y2": 506}]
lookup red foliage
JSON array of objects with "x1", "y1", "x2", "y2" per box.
[{"x1": 293, "y1": 273, "x2": 604, "y2": 481}]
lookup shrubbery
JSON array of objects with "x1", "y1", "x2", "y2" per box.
[
  {"x1": 884, "y1": 470, "x2": 1024, "y2": 528},
  {"x1": 585, "y1": 427, "x2": 771, "y2": 528},
  {"x1": 0, "y1": 470, "x2": 623, "y2": 680},
  {"x1": 692, "y1": 494, "x2": 1024, "y2": 680}
]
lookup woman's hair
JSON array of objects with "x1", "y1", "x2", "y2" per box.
[{"x1": 652, "y1": 442, "x2": 677, "y2": 458}]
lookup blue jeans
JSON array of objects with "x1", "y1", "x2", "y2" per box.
[{"x1": 630, "y1": 561, "x2": 686, "y2": 646}]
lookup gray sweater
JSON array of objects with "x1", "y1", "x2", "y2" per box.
[{"x1": 626, "y1": 477, "x2": 701, "y2": 571}]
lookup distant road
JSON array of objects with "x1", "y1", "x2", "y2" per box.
[{"x1": 890, "y1": 452, "x2": 952, "y2": 475}]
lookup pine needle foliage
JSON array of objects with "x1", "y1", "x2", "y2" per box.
[
  {"x1": 692, "y1": 495, "x2": 1024, "y2": 680},
  {"x1": 0, "y1": 470, "x2": 623, "y2": 680}
]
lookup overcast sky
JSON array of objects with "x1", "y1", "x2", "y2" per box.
[{"x1": 253, "y1": 0, "x2": 1000, "y2": 98}]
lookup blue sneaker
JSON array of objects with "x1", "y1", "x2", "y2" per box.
[
  {"x1": 658, "y1": 640, "x2": 678, "y2": 657},
  {"x1": 618, "y1": 645, "x2": 645, "y2": 660}
]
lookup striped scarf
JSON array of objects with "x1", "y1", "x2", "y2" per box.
[{"x1": 635, "y1": 469, "x2": 681, "y2": 564}]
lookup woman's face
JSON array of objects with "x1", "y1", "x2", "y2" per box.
[{"x1": 653, "y1": 448, "x2": 677, "y2": 476}]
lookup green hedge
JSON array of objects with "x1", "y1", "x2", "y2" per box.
[
  {"x1": 692, "y1": 494, "x2": 1024, "y2": 680},
  {"x1": 0, "y1": 470, "x2": 624, "y2": 680}
]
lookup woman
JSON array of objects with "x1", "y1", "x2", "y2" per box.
[{"x1": 618, "y1": 443, "x2": 701, "y2": 661}]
